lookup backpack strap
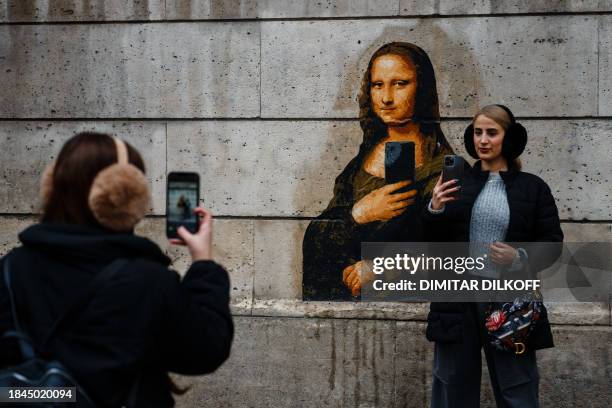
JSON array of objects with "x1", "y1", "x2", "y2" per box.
[
  {"x1": 3, "y1": 258, "x2": 35, "y2": 360},
  {"x1": 2, "y1": 257, "x2": 129, "y2": 354}
]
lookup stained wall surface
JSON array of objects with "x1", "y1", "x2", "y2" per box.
[{"x1": 1, "y1": 1, "x2": 611, "y2": 406}]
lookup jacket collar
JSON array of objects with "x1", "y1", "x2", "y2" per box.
[
  {"x1": 18, "y1": 222, "x2": 171, "y2": 266},
  {"x1": 470, "y1": 160, "x2": 519, "y2": 187}
]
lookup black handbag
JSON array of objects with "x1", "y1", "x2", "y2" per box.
[{"x1": 0, "y1": 257, "x2": 128, "y2": 407}]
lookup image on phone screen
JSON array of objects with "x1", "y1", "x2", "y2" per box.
[{"x1": 167, "y1": 173, "x2": 199, "y2": 238}]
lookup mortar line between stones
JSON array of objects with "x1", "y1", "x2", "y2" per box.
[
  {"x1": 3, "y1": 11, "x2": 612, "y2": 25},
  {"x1": 1, "y1": 116, "x2": 611, "y2": 122},
  {"x1": 1, "y1": 213, "x2": 611, "y2": 224}
]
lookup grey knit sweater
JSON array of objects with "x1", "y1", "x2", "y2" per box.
[{"x1": 469, "y1": 172, "x2": 509, "y2": 277}]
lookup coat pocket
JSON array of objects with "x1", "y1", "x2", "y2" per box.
[{"x1": 426, "y1": 311, "x2": 464, "y2": 343}]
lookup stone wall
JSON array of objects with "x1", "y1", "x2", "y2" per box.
[{"x1": 0, "y1": 1, "x2": 610, "y2": 406}]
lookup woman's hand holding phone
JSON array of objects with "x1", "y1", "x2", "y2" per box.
[
  {"x1": 351, "y1": 180, "x2": 417, "y2": 224},
  {"x1": 430, "y1": 175, "x2": 460, "y2": 211},
  {"x1": 169, "y1": 207, "x2": 213, "y2": 262}
]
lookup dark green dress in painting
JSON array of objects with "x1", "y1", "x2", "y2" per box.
[{"x1": 302, "y1": 135, "x2": 453, "y2": 300}]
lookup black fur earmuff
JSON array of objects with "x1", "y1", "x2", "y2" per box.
[{"x1": 463, "y1": 104, "x2": 527, "y2": 161}]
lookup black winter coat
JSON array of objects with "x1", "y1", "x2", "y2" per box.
[
  {"x1": 0, "y1": 223, "x2": 234, "y2": 407},
  {"x1": 422, "y1": 160, "x2": 564, "y2": 350}
]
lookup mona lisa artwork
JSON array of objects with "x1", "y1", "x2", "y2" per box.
[{"x1": 302, "y1": 42, "x2": 454, "y2": 301}]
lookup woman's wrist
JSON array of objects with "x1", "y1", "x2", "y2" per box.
[{"x1": 427, "y1": 199, "x2": 445, "y2": 214}]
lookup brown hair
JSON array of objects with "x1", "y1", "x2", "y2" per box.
[
  {"x1": 473, "y1": 105, "x2": 522, "y2": 170},
  {"x1": 358, "y1": 42, "x2": 450, "y2": 154},
  {"x1": 42, "y1": 132, "x2": 145, "y2": 226}
]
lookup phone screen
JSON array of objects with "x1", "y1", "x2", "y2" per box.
[{"x1": 167, "y1": 173, "x2": 199, "y2": 238}]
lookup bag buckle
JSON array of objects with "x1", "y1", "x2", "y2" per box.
[{"x1": 514, "y1": 342, "x2": 526, "y2": 355}]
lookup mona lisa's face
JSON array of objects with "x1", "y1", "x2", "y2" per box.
[{"x1": 370, "y1": 54, "x2": 418, "y2": 126}]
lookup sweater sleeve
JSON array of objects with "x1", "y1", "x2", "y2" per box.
[{"x1": 157, "y1": 260, "x2": 233, "y2": 375}]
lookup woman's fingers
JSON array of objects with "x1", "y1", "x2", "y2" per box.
[
  {"x1": 176, "y1": 225, "x2": 193, "y2": 243},
  {"x1": 194, "y1": 207, "x2": 213, "y2": 229},
  {"x1": 169, "y1": 238, "x2": 187, "y2": 246}
]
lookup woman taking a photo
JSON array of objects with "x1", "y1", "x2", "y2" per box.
[
  {"x1": 423, "y1": 105, "x2": 563, "y2": 407},
  {"x1": 0, "y1": 132, "x2": 233, "y2": 407}
]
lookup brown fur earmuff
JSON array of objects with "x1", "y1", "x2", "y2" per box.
[
  {"x1": 88, "y1": 138, "x2": 150, "y2": 231},
  {"x1": 40, "y1": 161, "x2": 55, "y2": 208},
  {"x1": 40, "y1": 137, "x2": 150, "y2": 231}
]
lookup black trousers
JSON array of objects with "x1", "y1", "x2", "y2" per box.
[{"x1": 431, "y1": 303, "x2": 539, "y2": 408}]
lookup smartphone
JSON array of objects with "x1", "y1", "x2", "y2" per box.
[
  {"x1": 442, "y1": 155, "x2": 465, "y2": 198},
  {"x1": 166, "y1": 172, "x2": 200, "y2": 239},
  {"x1": 385, "y1": 142, "x2": 415, "y2": 184}
]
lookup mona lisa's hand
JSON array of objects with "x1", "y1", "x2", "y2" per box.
[
  {"x1": 342, "y1": 261, "x2": 374, "y2": 297},
  {"x1": 351, "y1": 180, "x2": 417, "y2": 224}
]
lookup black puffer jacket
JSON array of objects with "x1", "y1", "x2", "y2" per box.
[
  {"x1": 422, "y1": 160, "x2": 563, "y2": 350},
  {"x1": 0, "y1": 223, "x2": 234, "y2": 407}
]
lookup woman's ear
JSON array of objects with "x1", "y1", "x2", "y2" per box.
[{"x1": 40, "y1": 161, "x2": 55, "y2": 209}]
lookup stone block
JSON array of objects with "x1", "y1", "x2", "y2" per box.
[
  {"x1": 399, "y1": 0, "x2": 436, "y2": 15},
  {"x1": 434, "y1": 0, "x2": 611, "y2": 15},
  {"x1": 562, "y1": 223, "x2": 612, "y2": 242},
  {"x1": 442, "y1": 120, "x2": 612, "y2": 221},
  {"x1": 172, "y1": 317, "x2": 612, "y2": 407},
  {"x1": 175, "y1": 316, "x2": 398, "y2": 407},
  {"x1": 166, "y1": 0, "x2": 400, "y2": 19},
  {"x1": 537, "y1": 325, "x2": 612, "y2": 407},
  {"x1": 394, "y1": 321, "x2": 433, "y2": 407},
  {"x1": 136, "y1": 217, "x2": 254, "y2": 313},
  {"x1": 261, "y1": 16, "x2": 597, "y2": 118},
  {"x1": 166, "y1": 120, "x2": 361, "y2": 216},
  {"x1": 0, "y1": 121, "x2": 167, "y2": 214},
  {"x1": 0, "y1": 23, "x2": 259, "y2": 118},
  {"x1": 0, "y1": 0, "x2": 164, "y2": 22},
  {"x1": 253, "y1": 219, "x2": 308, "y2": 299},
  {"x1": 600, "y1": 16, "x2": 612, "y2": 115}
]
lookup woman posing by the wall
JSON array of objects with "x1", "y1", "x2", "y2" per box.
[{"x1": 423, "y1": 105, "x2": 563, "y2": 407}]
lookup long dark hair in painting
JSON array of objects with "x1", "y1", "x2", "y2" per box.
[{"x1": 302, "y1": 42, "x2": 453, "y2": 301}]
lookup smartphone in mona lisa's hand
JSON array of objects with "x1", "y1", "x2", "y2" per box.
[{"x1": 166, "y1": 172, "x2": 200, "y2": 239}]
